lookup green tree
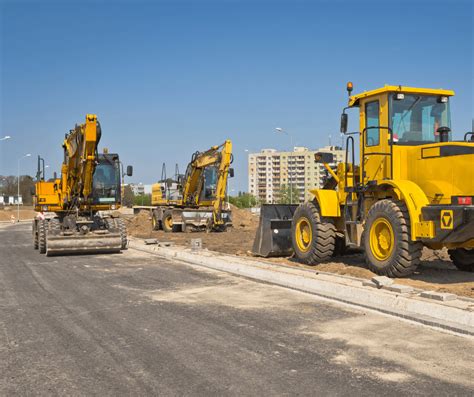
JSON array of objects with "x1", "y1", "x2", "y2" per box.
[
  {"x1": 228, "y1": 192, "x2": 257, "y2": 208},
  {"x1": 275, "y1": 184, "x2": 300, "y2": 204},
  {"x1": 122, "y1": 184, "x2": 135, "y2": 207},
  {"x1": 133, "y1": 193, "x2": 151, "y2": 206}
]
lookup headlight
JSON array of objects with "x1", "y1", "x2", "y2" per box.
[
  {"x1": 42, "y1": 205, "x2": 48, "y2": 211},
  {"x1": 111, "y1": 204, "x2": 116, "y2": 210}
]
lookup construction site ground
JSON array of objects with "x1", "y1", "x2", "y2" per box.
[
  {"x1": 0, "y1": 206, "x2": 36, "y2": 222},
  {"x1": 125, "y1": 207, "x2": 474, "y2": 299}
]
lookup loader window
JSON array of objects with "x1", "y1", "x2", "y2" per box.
[
  {"x1": 390, "y1": 94, "x2": 451, "y2": 144},
  {"x1": 365, "y1": 101, "x2": 380, "y2": 147}
]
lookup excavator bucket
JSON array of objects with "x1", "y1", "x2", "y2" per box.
[
  {"x1": 252, "y1": 204, "x2": 298, "y2": 257},
  {"x1": 46, "y1": 232, "x2": 122, "y2": 256}
]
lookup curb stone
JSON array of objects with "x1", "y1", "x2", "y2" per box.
[{"x1": 129, "y1": 238, "x2": 474, "y2": 336}]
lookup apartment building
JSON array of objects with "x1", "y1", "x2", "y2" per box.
[{"x1": 248, "y1": 145, "x2": 344, "y2": 203}]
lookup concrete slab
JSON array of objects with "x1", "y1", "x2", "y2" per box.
[
  {"x1": 371, "y1": 276, "x2": 394, "y2": 288},
  {"x1": 383, "y1": 284, "x2": 414, "y2": 294},
  {"x1": 420, "y1": 291, "x2": 458, "y2": 302}
]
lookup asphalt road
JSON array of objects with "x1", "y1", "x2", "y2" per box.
[{"x1": 1, "y1": 223, "x2": 473, "y2": 396}]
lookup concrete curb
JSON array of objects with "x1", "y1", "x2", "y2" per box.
[{"x1": 128, "y1": 239, "x2": 474, "y2": 336}]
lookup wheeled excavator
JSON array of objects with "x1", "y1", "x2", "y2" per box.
[
  {"x1": 253, "y1": 83, "x2": 474, "y2": 276},
  {"x1": 33, "y1": 114, "x2": 133, "y2": 255},
  {"x1": 149, "y1": 140, "x2": 234, "y2": 232}
]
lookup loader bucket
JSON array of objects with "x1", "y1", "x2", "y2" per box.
[
  {"x1": 45, "y1": 232, "x2": 122, "y2": 256},
  {"x1": 252, "y1": 204, "x2": 298, "y2": 257}
]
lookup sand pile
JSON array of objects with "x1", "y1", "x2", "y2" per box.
[{"x1": 229, "y1": 205, "x2": 258, "y2": 229}]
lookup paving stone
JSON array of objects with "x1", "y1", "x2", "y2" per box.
[
  {"x1": 144, "y1": 239, "x2": 158, "y2": 245},
  {"x1": 362, "y1": 280, "x2": 377, "y2": 288},
  {"x1": 383, "y1": 284, "x2": 414, "y2": 294},
  {"x1": 371, "y1": 276, "x2": 394, "y2": 288},
  {"x1": 420, "y1": 291, "x2": 458, "y2": 301}
]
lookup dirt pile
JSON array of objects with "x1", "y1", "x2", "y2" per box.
[
  {"x1": 124, "y1": 210, "x2": 151, "y2": 236},
  {"x1": 229, "y1": 205, "x2": 258, "y2": 229}
]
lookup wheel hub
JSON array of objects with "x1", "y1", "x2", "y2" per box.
[
  {"x1": 370, "y1": 218, "x2": 394, "y2": 261},
  {"x1": 295, "y1": 217, "x2": 312, "y2": 252}
]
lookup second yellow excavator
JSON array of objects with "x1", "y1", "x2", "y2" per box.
[{"x1": 146, "y1": 140, "x2": 234, "y2": 232}]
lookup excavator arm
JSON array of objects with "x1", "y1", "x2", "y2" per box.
[
  {"x1": 61, "y1": 114, "x2": 101, "y2": 207},
  {"x1": 182, "y1": 140, "x2": 233, "y2": 226}
]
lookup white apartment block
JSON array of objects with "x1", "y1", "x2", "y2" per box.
[{"x1": 248, "y1": 146, "x2": 344, "y2": 203}]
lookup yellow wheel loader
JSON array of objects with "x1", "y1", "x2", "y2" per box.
[
  {"x1": 253, "y1": 83, "x2": 474, "y2": 276},
  {"x1": 145, "y1": 140, "x2": 234, "y2": 232},
  {"x1": 33, "y1": 114, "x2": 133, "y2": 255}
]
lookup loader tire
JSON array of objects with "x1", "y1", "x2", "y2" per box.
[
  {"x1": 38, "y1": 220, "x2": 47, "y2": 254},
  {"x1": 448, "y1": 249, "x2": 474, "y2": 272},
  {"x1": 364, "y1": 199, "x2": 422, "y2": 277},
  {"x1": 291, "y1": 202, "x2": 336, "y2": 264},
  {"x1": 162, "y1": 210, "x2": 174, "y2": 233},
  {"x1": 116, "y1": 218, "x2": 128, "y2": 250}
]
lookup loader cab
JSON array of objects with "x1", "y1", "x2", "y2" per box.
[{"x1": 341, "y1": 85, "x2": 455, "y2": 185}]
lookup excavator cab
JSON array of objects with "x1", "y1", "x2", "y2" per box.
[{"x1": 91, "y1": 153, "x2": 122, "y2": 208}]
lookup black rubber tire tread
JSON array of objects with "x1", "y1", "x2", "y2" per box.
[
  {"x1": 116, "y1": 218, "x2": 128, "y2": 250},
  {"x1": 33, "y1": 221, "x2": 39, "y2": 249},
  {"x1": 162, "y1": 210, "x2": 174, "y2": 233},
  {"x1": 48, "y1": 218, "x2": 61, "y2": 235},
  {"x1": 332, "y1": 235, "x2": 347, "y2": 257},
  {"x1": 152, "y1": 211, "x2": 161, "y2": 231},
  {"x1": 448, "y1": 249, "x2": 474, "y2": 272},
  {"x1": 38, "y1": 220, "x2": 47, "y2": 254},
  {"x1": 364, "y1": 199, "x2": 422, "y2": 278},
  {"x1": 291, "y1": 201, "x2": 336, "y2": 264}
]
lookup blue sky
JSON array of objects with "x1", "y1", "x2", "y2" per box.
[{"x1": 1, "y1": 0, "x2": 472, "y2": 193}]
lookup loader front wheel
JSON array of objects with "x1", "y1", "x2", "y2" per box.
[
  {"x1": 364, "y1": 200, "x2": 422, "y2": 277},
  {"x1": 162, "y1": 210, "x2": 174, "y2": 233},
  {"x1": 448, "y1": 249, "x2": 474, "y2": 272},
  {"x1": 291, "y1": 202, "x2": 336, "y2": 264}
]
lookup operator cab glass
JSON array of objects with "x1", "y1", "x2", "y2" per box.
[
  {"x1": 201, "y1": 166, "x2": 218, "y2": 200},
  {"x1": 390, "y1": 94, "x2": 451, "y2": 144},
  {"x1": 92, "y1": 157, "x2": 120, "y2": 204}
]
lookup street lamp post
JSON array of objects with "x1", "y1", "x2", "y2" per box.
[
  {"x1": 17, "y1": 153, "x2": 31, "y2": 222},
  {"x1": 275, "y1": 127, "x2": 294, "y2": 204},
  {"x1": 0, "y1": 135, "x2": 12, "y2": 174}
]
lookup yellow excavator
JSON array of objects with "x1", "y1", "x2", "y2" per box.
[
  {"x1": 33, "y1": 114, "x2": 133, "y2": 255},
  {"x1": 253, "y1": 83, "x2": 474, "y2": 276},
  {"x1": 148, "y1": 140, "x2": 234, "y2": 232}
]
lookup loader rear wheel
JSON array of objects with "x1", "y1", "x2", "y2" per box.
[
  {"x1": 291, "y1": 202, "x2": 336, "y2": 264},
  {"x1": 38, "y1": 220, "x2": 47, "y2": 254},
  {"x1": 162, "y1": 210, "x2": 174, "y2": 233},
  {"x1": 448, "y1": 249, "x2": 474, "y2": 272},
  {"x1": 364, "y1": 199, "x2": 422, "y2": 277}
]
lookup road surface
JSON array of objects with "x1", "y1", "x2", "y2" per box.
[{"x1": 1, "y1": 223, "x2": 473, "y2": 395}]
